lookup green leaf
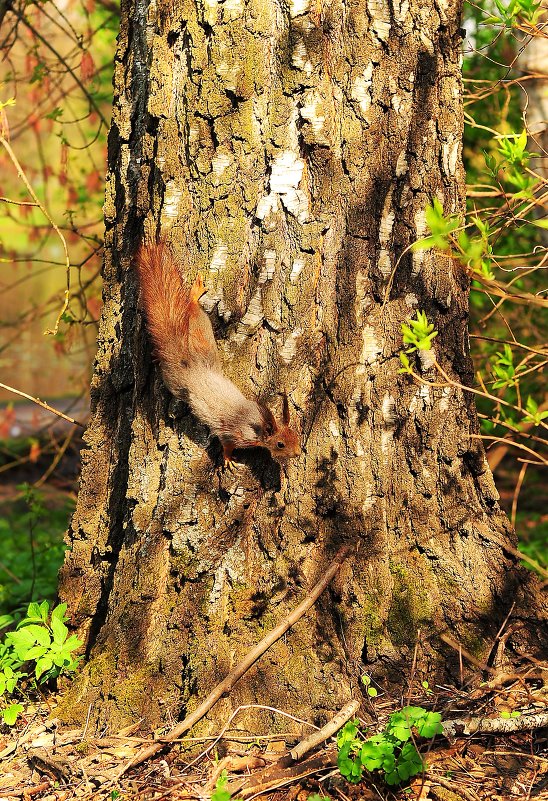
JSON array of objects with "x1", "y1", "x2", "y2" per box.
[
  {"x1": 39, "y1": 600, "x2": 50, "y2": 623},
  {"x1": 2, "y1": 703, "x2": 24, "y2": 725},
  {"x1": 416, "y1": 711, "x2": 443, "y2": 738},
  {"x1": 26, "y1": 603, "x2": 42, "y2": 621},
  {"x1": 51, "y1": 616, "x2": 68, "y2": 645},
  {"x1": 0, "y1": 615, "x2": 14, "y2": 631},
  {"x1": 51, "y1": 603, "x2": 68, "y2": 623},
  {"x1": 23, "y1": 645, "x2": 49, "y2": 661},
  {"x1": 35, "y1": 656, "x2": 53, "y2": 680}
]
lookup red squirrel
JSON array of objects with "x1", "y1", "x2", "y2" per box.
[{"x1": 135, "y1": 242, "x2": 301, "y2": 466}]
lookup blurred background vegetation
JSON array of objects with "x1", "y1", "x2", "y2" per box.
[{"x1": 0, "y1": 0, "x2": 546, "y2": 618}]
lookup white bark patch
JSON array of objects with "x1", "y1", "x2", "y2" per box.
[
  {"x1": 290, "y1": 258, "x2": 305, "y2": 282},
  {"x1": 212, "y1": 151, "x2": 232, "y2": 176},
  {"x1": 234, "y1": 288, "x2": 264, "y2": 342},
  {"x1": 440, "y1": 386, "x2": 452, "y2": 412},
  {"x1": 418, "y1": 348, "x2": 436, "y2": 371},
  {"x1": 378, "y1": 249, "x2": 392, "y2": 278},
  {"x1": 255, "y1": 192, "x2": 280, "y2": 223},
  {"x1": 329, "y1": 419, "x2": 340, "y2": 438},
  {"x1": 352, "y1": 63, "x2": 374, "y2": 117},
  {"x1": 377, "y1": 190, "x2": 395, "y2": 279},
  {"x1": 419, "y1": 384, "x2": 432, "y2": 404},
  {"x1": 300, "y1": 91, "x2": 325, "y2": 135},
  {"x1": 382, "y1": 394, "x2": 397, "y2": 426},
  {"x1": 292, "y1": 39, "x2": 313, "y2": 75},
  {"x1": 270, "y1": 151, "x2": 304, "y2": 193},
  {"x1": 369, "y1": 0, "x2": 391, "y2": 41},
  {"x1": 269, "y1": 151, "x2": 309, "y2": 223},
  {"x1": 442, "y1": 137, "x2": 460, "y2": 178},
  {"x1": 405, "y1": 293, "x2": 418, "y2": 308},
  {"x1": 412, "y1": 207, "x2": 427, "y2": 275},
  {"x1": 395, "y1": 151, "x2": 408, "y2": 177},
  {"x1": 279, "y1": 328, "x2": 303, "y2": 364},
  {"x1": 290, "y1": 0, "x2": 309, "y2": 16},
  {"x1": 161, "y1": 181, "x2": 182, "y2": 223},
  {"x1": 392, "y1": 0, "x2": 409, "y2": 22},
  {"x1": 362, "y1": 488, "x2": 376, "y2": 513},
  {"x1": 258, "y1": 250, "x2": 276, "y2": 283},
  {"x1": 358, "y1": 326, "x2": 382, "y2": 371},
  {"x1": 203, "y1": 0, "x2": 218, "y2": 26},
  {"x1": 216, "y1": 61, "x2": 242, "y2": 92},
  {"x1": 210, "y1": 244, "x2": 228, "y2": 273},
  {"x1": 222, "y1": 0, "x2": 244, "y2": 19}
]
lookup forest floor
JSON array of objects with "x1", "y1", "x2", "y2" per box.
[{"x1": 0, "y1": 662, "x2": 546, "y2": 801}]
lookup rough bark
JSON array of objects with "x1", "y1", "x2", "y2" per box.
[{"x1": 58, "y1": 0, "x2": 545, "y2": 735}]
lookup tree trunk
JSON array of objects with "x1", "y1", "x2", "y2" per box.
[{"x1": 58, "y1": 0, "x2": 543, "y2": 735}]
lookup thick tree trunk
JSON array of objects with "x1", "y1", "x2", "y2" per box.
[{"x1": 58, "y1": 0, "x2": 543, "y2": 734}]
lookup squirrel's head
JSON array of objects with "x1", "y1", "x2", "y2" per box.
[{"x1": 260, "y1": 393, "x2": 302, "y2": 460}]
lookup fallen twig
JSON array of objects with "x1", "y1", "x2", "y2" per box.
[
  {"x1": 289, "y1": 699, "x2": 360, "y2": 762},
  {"x1": 232, "y1": 746, "x2": 339, "y2": 799},
  {"x1": 442, "y1": 710, "x2": 548, "y2": 739},
  {"x1": 116, "y1": 545, "x2": 350, "y2": 779}
]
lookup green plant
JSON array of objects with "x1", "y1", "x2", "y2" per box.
[
  {"x1": 211, "y1": 770, "x2": 243, "y2": 801},
  {"x1": 337, "y1": 707, "x2": 443, "y2": 786},
  {"x1": 361, "y1": 674, "x2": 378, "y2": 698},
  {"x1": 0, "y1": 601, "x2": 82, "y2": 726},
  {"x1": 483, "y1": 0, "x2": 542, "y2": 28},
  {"x1": 401, "y1": 312, "x2": 438, "y2": 354},
  {"x1": 0, "y1": 486, "x2": 73, "y2": 615},
  {"x1": 307, "y1": 795, "x2": 331, "y2": 801}
]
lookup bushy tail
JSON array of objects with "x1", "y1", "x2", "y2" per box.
[{"x1": 135, "y1": 242, "x2": 193, "y2": 394}]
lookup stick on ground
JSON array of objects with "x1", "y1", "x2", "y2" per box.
[{"x1": 116, "y1": 545, "x2": 350, "y2": 779}]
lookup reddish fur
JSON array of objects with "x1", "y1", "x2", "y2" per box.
[
  {"x1": 135, "y1": 242, "x2": 194, "y2": 381},
  {"x1": 135, "y1": 241, "x2": 301, "y2": 463}
]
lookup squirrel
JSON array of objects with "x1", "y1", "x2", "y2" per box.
[{"x1": 135, "y1": 241, "x2": 301, "y2": 466}]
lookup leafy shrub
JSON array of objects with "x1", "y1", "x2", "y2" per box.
[
  {"x1": 0, "y1": 600, "x2": 82, "y2": 726},
  {"x1": 337, "y1": 707, "x2": 442, "y2": 786}
]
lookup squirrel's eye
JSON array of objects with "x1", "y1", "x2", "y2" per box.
[{"x1": 277, "y1": 441, "x2": 285, "y2": 449}]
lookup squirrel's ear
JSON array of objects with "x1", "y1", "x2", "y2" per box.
[
  {"x1": 282, "y1": 391, "x2": 290, "y2": 425},
  {"x1": 261, "y1": 405, "x2": 278, "y2": 436}
]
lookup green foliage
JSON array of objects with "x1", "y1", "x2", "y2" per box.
[
  {"x1": 490, "y1": 345, "x2": 522, "y2": 390},
  {"x1": 401, "y1": 311, "x2": 438, "y2": 354},
  {"x1": 0, "y1": 486, "x2": 72, "y2": 616},
  {"x1": 523, "y1": 397, "x2": 548, "y2": 427},
  {"x1": 0, "y1": 601, "x2": 82, "y2": 726},
  {"x1": 337, "y1": 707, "x2": 442, "y2": 787},
  {"x1": 307, "y1": 795, "x2": 331, "y2": 801},
  {"x1": 211, "y1": 771, "x2": 243, "y2": 801},
  {"x1": 361, "y1": 674, "x2": 378, "y2": 697},
  {"x1": 413, "y1": 198, "x2": 459, "y2": 252},
  {"x1": 483, "y1": 0, "x2": 541, "y2": 27}
]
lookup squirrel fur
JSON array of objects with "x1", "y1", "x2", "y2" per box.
[{"x1": 135, "y1": 242, "x2": 301, "y2": 465}]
